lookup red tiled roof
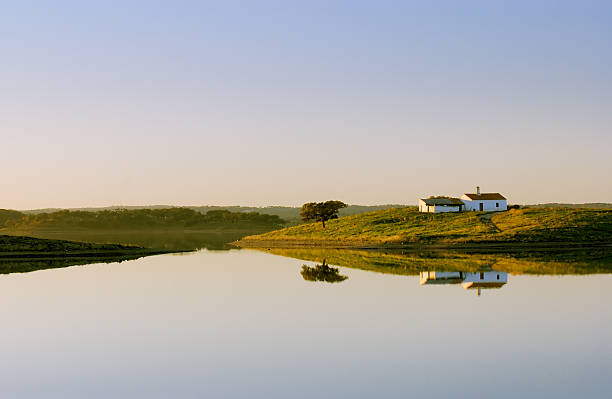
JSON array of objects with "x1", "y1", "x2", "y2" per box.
[{"x1": 463, "y1": 193, "x2": 506, "y2": 200}]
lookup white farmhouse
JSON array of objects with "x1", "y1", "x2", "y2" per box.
[
  {"x1": 461, "y1": 186, "x2": 507, "y2": 212},
  {"x1": 418, "y1": 197, "x2": 465, "y2": 213}
]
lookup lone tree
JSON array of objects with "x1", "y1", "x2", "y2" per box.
[{"x1": 300, "y1": 200, "x2": 347, "y2": 228}]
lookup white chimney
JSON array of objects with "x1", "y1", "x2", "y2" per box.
[{"x1": 476, "y1": 186, "x2": 481, "y2": 195}]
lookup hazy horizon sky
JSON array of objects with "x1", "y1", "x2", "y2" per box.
[{"x1": 3, "y1": 1, "x2": 611, "y2": 209}]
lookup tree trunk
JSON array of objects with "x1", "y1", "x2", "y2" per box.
[{"x1": 322, "y1": 219, "x2": 326, "y2": 228}]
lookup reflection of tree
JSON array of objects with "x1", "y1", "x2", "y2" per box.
[{"x1": 301, "y1": 260, "x2": 348, "y2": 283}]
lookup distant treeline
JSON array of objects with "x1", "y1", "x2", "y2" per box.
[
  {"x1": 19, "y1": 204, "x2": 407, "y2": 224},
  {"x1": 527, "y1": 203, "x2": 612, "y2": 209},
  {"x1": 0, "y1": 208, "x2": 286, "y2": 230}
]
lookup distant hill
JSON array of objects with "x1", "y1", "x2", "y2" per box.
[
  {"x1": 527, "y1": 203, "x2": 612, "y2": 209},
  {"x1": 0, "y1": 209, "x2": 24, "y2": 226},
  {"x1": 22, "y1": 205, "x2": 177, "y2": 214},
  {"x1": 1, "y1": 208, "x2": 286, "y2": 231}
]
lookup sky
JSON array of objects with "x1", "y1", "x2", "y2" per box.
[{"x1": 2, "y1": 0, "x2": 611, "y2": 209}]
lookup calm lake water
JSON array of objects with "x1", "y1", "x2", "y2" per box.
[{"x1": 0, "y1": 248, "x2": 611, "y2": 398}]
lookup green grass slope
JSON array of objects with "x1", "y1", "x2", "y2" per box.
[
  {"x1": 238, "y1": 207, "x2": 612, "y2": 247},
  {"x1": 0, "y1": 255, "x2": 148, "y2": 275},
  {"x1": 0, "y1": 234, "x2": 170, "y2": 257}
]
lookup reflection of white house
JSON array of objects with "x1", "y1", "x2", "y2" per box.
[
  {"x1": 461, "y1": 271, "x2": 508, "y2": 290},
  {"x1": 420, "y1": 270, "x2": 508, "y2": 296},
  {"x1": 461, "y1": 187, "x2": 507, "y2": 212},
  {"x1": 420, "y1": 271, "x2": 465, "y2": 285},
  {"x1": 418, "y1": 198, "x2": 465, "y2": 213}
]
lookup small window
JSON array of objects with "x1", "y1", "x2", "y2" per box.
[
  {"x1": 497, "y1": 274, "x2": 500, "y2": 280},
  {"x1": 480, "y1": 272, "x2": 484, "y2": 280},
  {"x1": 496, "y1": 202, "x2": 499, "y2": 207}
]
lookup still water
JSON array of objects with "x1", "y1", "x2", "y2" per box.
[{"x1": 0, "y1": 248, "x2": 610, "y2": 398}]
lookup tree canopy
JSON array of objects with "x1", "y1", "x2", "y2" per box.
[
  {"x1": 300, "y1": 201, "x2": 347, "y2": 228},
  {"x1": 0, "y1": 208, "x2": 286, "y2": 230}
]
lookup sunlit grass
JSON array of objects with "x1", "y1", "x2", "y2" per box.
[{"x1": 241, "y1": 207, "x2": 612, "y2": 245}]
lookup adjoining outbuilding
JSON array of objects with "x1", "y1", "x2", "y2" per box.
[{"x1": 418, "y1": 197, "x2": 465, "y2": 213}]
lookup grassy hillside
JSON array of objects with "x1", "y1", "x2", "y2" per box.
[
  {"x1": 238, "y1": 207, "x2": 612, "y2": 247},
  {"x1": 8, "y1": 230, "x2": 251, "y2": 251},
  {"x1": 0, "y1": 255, "x2": 148, "y2": 274},
  {"x1": 0, "y1": 234, "x2": 169, "y2": 257}
]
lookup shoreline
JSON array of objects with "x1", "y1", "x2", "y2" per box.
[
  {"x1": 0, "y1": 234, "x2": 190, "y2": 259},
  {"x1": 232, "y1": 240, "x2": 612, "y2": 252},
  {"x1": 0, "y1": 249, "x2": 186, "y2": 259}
]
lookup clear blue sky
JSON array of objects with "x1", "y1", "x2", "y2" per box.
[{"x1": 2, "y1": 1, "x2": 611, "y2": 208}]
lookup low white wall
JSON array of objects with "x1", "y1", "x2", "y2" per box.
[
  {"x1": 418, "y1": 200, "x2": 428, "y2": 212},
  {"x1": 432, "y1": 205, "x2": 461, "y2": 213},
  {"x1": 461, "y1": 197, "x2": 507, "y2": 211}
]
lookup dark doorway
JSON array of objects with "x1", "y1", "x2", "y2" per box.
[{"x1": 479, "y1": 203, "x2": 483, "y2": 211}]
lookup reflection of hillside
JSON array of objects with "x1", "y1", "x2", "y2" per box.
[
  {"x1": 263, "y1": 248, "x2": 612, "y2": 276},
  {"x1": 0, "y1": 255, "x2": 147, "y2": 275}
]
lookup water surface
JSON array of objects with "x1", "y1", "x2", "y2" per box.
[{"x1": 0, "y1": 248, "x2": 610, "y2": 398}]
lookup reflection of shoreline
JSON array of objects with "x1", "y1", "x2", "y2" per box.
[
  {"x1": 236, "y1": 241, "x2": 612, "y2": 251},
  {"x1": 260, "y1": 247, "x2": 612, "y2": 276},
  {"x1": 420, "y1": 270, "x2": 508, "y2": 296}
]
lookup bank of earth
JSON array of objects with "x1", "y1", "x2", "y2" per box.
[
  {"x1": 0, "y1": 234, "x2": 179, "y2": 259},
  {"x1": 236, "y1": 207, "x2": 612, "y2": 249}
]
